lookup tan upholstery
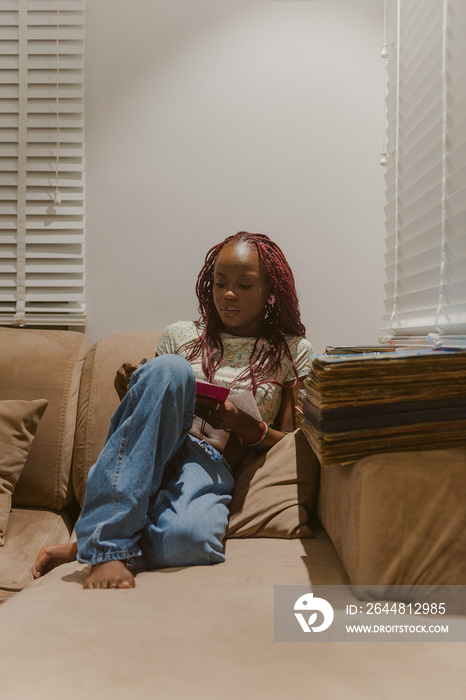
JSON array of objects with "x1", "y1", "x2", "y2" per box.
[
  {"x1": 0, "y1": 508, "x2": 74, "y2": 604},
  {"x1": 319, "y1": 448, "x2": 466, "y2": 585},
  {"x1": 0, "y1": 328, "x2": 89, "y2": 510},
  {"x1": 1, "y1": 538, "x2": 465, "y2": 700},
  {"x1": 227, "y1": 428, "x2": 320, "y2": 539},
  {"x1": 0, "y1": 399, "x2": 48, "y2": 545},
  {"x1": 72, "y1": 331, "x2": 162, "y2": 505}
]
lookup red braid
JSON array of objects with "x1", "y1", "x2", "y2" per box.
[{"x1": 184, "y1": 232, "x2": 306, "y2": 393}]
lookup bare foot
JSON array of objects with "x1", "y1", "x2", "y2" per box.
[
  {"x1": 32, "y1": 542, "x2": 78, "y2": 579},
  {"x1": 83, "y1": 560, "x2": 135, "y2": 589}
]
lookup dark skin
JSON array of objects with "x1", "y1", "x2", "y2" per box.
[{"x1": 32, "y1": 241, "x2": 303, "y2": 589}]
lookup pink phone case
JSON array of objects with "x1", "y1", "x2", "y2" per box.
[{"x1": 195, "y1": 379, "x2": 230, "y2": 402}]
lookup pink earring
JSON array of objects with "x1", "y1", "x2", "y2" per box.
[{"x1": 267, "y1": 294, "x2": 275, "y2": 305}]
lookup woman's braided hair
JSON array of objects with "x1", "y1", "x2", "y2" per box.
[{"x1": 184, "y1": 232, "x2": 306, "y2": 394}]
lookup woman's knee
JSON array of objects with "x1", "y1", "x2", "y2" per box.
[
  {"x1": 146, "y1": 353, "x2": 193, "y2": 378},
  {"x1": 134, "y1": 354, "x2": 195, "y2": 395}
]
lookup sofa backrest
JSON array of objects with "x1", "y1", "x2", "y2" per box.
[
  {"x1": 0, "y1": 328, "x2": 90, "y2": 510},
  {"x1": 72, "y1": 331, "x2": 162, "y2": 506}
]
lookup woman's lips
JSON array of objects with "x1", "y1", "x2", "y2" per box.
[{"x1": 222, "y1": 307, "x2": 240, "y2": 313}]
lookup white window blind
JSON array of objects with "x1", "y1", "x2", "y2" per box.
[
  {"x1": 383, "y1": 0, "x2": 466, "y2": 339},
  {"x1": 0, "y1": 0, "x2": 86, "y2": 327}
]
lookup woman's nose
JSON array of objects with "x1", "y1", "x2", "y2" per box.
[{"x1": 224, "y1": 288, "x2": 237, "y2": 299}]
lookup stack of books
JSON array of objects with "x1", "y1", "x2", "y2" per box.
[{"x1": 297, "y1": 349, "x2": 466, "y2": 466}]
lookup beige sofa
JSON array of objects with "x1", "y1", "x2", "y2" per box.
[{"x1": 0, "y1": 327, "x2": 465, "y2": 699}]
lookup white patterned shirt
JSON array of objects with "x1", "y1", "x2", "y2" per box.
[{"x1": 156, "y1": 320, "x2": 313, "y2": 426}]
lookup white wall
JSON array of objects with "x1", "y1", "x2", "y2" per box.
[{"x1": 85, "y1": 0, "x2": 386, "y2": 354}]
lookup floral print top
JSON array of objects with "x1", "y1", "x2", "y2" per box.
[{"x1": 156, "y1": 320, "x2": 313, "y2": 426}]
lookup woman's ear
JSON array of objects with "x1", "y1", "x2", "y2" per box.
[{"x1": 267, "y1": 294, "x2": 276, "y2": 306}]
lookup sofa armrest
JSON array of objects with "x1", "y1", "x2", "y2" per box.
[
  {"x1": 318, "y1": 448, "x2": 466, "y2": 585},
  {"x1": 0, "y1": 328, "x2": 89, "y2": 510}
]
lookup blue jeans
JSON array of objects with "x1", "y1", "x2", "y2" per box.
[{"x1": 75, "y1": 354, "x2": 235, "y2": 570}]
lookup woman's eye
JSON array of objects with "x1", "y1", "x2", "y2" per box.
[
  {"x1": 240, "y1": 284, "x2": 253, "y2": 290},
  {"x1": 214, "y1": 282, "x2": 226, "y2": 288}
]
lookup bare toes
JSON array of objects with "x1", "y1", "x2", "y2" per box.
[
  {"x1": 120, "y1": 578, "x2": 134, "y2": 589},
  {"x1": 83, "y1": 561, "x2": 135, "y2": 590}
]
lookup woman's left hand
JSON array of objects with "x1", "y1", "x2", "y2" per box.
[{"x1": 194, "y1": 396, "x2": 239, "y2": 432}]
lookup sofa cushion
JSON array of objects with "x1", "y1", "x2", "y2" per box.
[
  {"x1": 0, "y1": 399, "x2": 48, "y2": 546},
  {"x1": 0, "y1": 507, "x2": 74, "y2": 604},
  {"x1": 227, "y1": 429, "x2": 320, "y2": 539},
  {"x1": 72, "y1": 331, "x2": 163, "y2": 506},
  {"x1": 319, "y1": 447, "x2": 466, "y2": 585},
  {"x1": 0, "y1": 328, "x2": 90, "y2": 510}
]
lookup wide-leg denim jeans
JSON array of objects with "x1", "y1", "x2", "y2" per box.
[{"x1": 75, "y1": 354, "x2": 235, "y2": 570}]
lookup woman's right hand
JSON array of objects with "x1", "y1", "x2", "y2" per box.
[{"x1": 114, "y1": 362, "x2": 138, "y2": 400}]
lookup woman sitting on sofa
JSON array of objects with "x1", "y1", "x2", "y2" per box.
[{"x1": 32, "y1": 231, "x2": 312, "y2": 589}]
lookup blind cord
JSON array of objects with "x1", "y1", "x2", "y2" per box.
[
  {"x1": 434, "y1": 0, "x2": 449, "y2": 333},
  {"x1": 389, "y1": 0, "x2": 401, "y2": 331},
  {"x1": 53, "y1": 0, "x2": 61, "y2": 206},
  {"x1": 380, "y1": 0, "x2": 388, "y2": 166}
]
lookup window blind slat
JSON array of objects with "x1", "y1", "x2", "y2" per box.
[
  {"x1": 28, "y1": 70, "x2": 84, "y2": 85},
  {"x1": 385, "y1": 280, "x2": 466, "y2": 319},
  {"x1": 448, "y1": 162, "x2": 466, "y2": 193},
  {"x1": 397, "y1": 141, "x2": 443, "y2": 191},
  {"x1": 447, "y1": 186, "x2": 466, "y2": 217},
  {"x1": 30, "y1": 1, "x2": 83, "y2": 10},
  {"x1": 399, "y1": 122, "x2": 442, "y2": 173},
  {"x1": 399, "y1": 183, "x2": 442, "y2": 225},
  {"x1": 399, "y1": 162, "x2": 443, "y2": 209},
  {"x1": 397, "y1": 205, "x2": 442, "y2": 244},
  {"x1": 28, "y1": 56, "x2": 85, "y2": 69},
  {"x1": 448, "y1": 118, "x2": 466, "y2": 154},
  {"x1": 403, "y1": 0, "x2": 438, "y2": 31},
  {"x1": 385, "y1": 231, "x2": 466, "y2": 277},
  {"x1": 447, "y1": 210, "x2": 466, "y2": 239},
  {"x1": 402, "y1": 2, "x2": 440, "y2": 58},
  {"x1": 400, "y1": 88, "x2": 442, "y2": 145},
  {"x1": 402, "y1": 38, "x2": 441, "y2": 99},
  {"x1": 385, "y1": 253, "x2": 466, "y2": 299},
  {"x1": 27, "y1": 40, "x2": 83, "y2": 56},
  {"x1": 27, "y1": 14, "x2": 84, "y2": 28}
]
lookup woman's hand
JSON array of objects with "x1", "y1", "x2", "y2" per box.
[
  {"x1": 114, "y1": 362, "x2": 138, "y2": 400},
  {"x1": 196, "y1": 379, "x2": 304, "y2": 454},
  {"x1": 194, "y1": 396, "x2": 239, "y2": 432},
  {"x1": 195, "y1": 396, "x2": 275, "y2": 450}
]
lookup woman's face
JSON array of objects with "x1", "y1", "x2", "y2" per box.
[{"x1": 212, "y1": 241, "x2": 272, "y2": 337}]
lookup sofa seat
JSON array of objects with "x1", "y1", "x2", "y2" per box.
[
  {"x1": 0, "y1": 508, "x2": 74, "y2": 604},
  {"x1": 0, "y1": 535, "x2": 464, "y2": 700}
]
